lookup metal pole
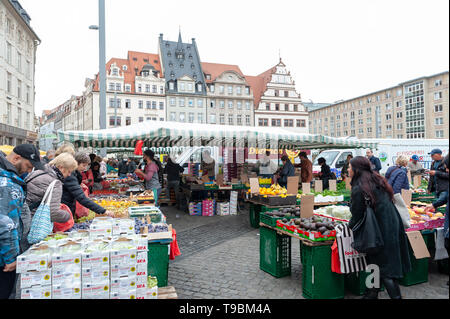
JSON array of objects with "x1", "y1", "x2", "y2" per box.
[{"x1": 98, "y1": 0, "x2": 107, "y2": 157}]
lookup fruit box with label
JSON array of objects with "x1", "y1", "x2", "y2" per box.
[
  {"x1": 16, "y1": 245, "x2": 51, "y2": 273},
  {"x1": 51, "y1": 242, "x2": 83, "y2": 272},
  {"x1": 82, "y1": 266, "x2": 110, "y2": 284},
  {"x1": 21, "y1": 285, "x2": 52, "y2": 299},
  {"x1": 20, "y1": 270, "x2": 52, "y2": 289},
  {"x1": 52, "y1": 284, "x2": 82, "y2": 299},
  {"x1": 109, "y1": 238, "x2": 138, "y2": 267},
  {"x1": 110, "y1": 264, "x2": 137, "y2": 279},
  {"x1": 81, "y1": 279, "x2": 110, "y2": 299},
  {"x1": 112, "y1": 219, "x2": 135, "y2": 236}
]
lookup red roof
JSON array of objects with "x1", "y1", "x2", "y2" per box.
[
  {"x1": 245, "y1": 75, "x2": 266, "y2": 109},
  {"x1": 201, "y1": 62, "x2": 244, "y2": 83},
  {"x1": 93, "y1": 51, "x2": 162, "y2": 92}
]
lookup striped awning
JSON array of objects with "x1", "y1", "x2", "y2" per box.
[{"x1": 57, "y1": 121, "x2": 378, "y2": 150}]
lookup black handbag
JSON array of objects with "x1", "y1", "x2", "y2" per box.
[{"x1": 351, "y1": 196, "x2": 384, "y2": 255}]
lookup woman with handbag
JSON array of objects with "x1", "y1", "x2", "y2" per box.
[
  {"x1": 348, "y1": 156, "x2": 411, "y2": 299},
  {"x1": 24, "y1": 153, "x2": 78, "y2": 249}
]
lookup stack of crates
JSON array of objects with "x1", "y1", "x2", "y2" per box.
[
  {"x1": 301, "y1": 243, "x2": 345, "y2": 299},
  {"x1": 147, "y1": 243, "x2": 170, "y2": 288},
  {"x1": 189, "y1": 202, "x2": 202, "y2": 216},
  {"x1": 259, "y1": 227, "x2": 291, "y2": 278},
  {"x1": 249, "y1": 203, "x2": 261, "y2": 228},
  {"x1": 400, "y1": 231, "x2": 430, "y2": 286}
]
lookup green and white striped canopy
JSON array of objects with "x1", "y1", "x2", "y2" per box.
[{"x1": 57, "y1": 121, "x2": 378, "y2": 150}]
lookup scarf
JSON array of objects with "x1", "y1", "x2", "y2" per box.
[{"x1": 51, "y1": 165, "x2": 65, "y2": 182}]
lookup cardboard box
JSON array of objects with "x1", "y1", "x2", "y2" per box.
[
  {"x1": 147, "y1": 286, "x2": 158, "y2": 299},
  {"x1": 16, "y1": 246, "x2": 51, "y2": 273},
  {"x1": 81, "y1": 266, "x2": 110, "y2": 284},
  {"x1": 52, "y1": 284, "x2": 82, "y2": 299},
  {"x1": 136, "y1": 251, "x2": 148, "y2": 265},
  {"x1": 137, "y1": 273, "x2": 148, "y2": 283},
  {"x1": 52, "y1": 269, "x2": 82, "y2": 286},
  {"x1": 21, "y1": 285, "x2": 52, "y2": 299},
  {"x1": 110, "y1": 265, "x2": 137, "y2": 279},
  {"x1": 81, "y1": 279, "x2": 110, "y2": 299},
  {"x1": 112, "y1": 219, "x2": 135, "y2": 236},
  {"x1": 110, "y1": 290, "x2": 137, "y2": 300},
  {"x1": 81, "y1": 251, "x2": 109, "y2": 268},
  {"x1": 20, "y1": 271, "x2": 52, "y2": 289}
]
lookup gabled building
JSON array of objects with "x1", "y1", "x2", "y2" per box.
[
  {"x1": 158, "y1": 32, "x2": 207, "y2": 123},
  {"x1": 202, "y1": 62, "x2": 254, "y2": 126},
  {"x1": 246, "y1": 59, "x2": 308, "y2": 133}
]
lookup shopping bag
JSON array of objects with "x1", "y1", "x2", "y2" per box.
[
  {"x1": 393, "y1": 193, "x2": 411, "y2": 229},
  {"x1": 331, "y1": 240, "x2": 342, "y2": 274},
  {"x1": 75, "y1": 183, "x2": 90, "y2": 218},
  {"x1": 27, "y1": 180, "x2": 57, "y2": 244},
  {"x1": 53, "y1": 204, "x2": 74, "y2": 232},
  {"x1": 335, "y1": 224, "x2": 368, "y2": 274},
  {"x1": 351, "y1": 202, "x2": 384, "y2": 255},
  {"x1": 169, "y1": 228, "x2": 181, "y2": 260}
]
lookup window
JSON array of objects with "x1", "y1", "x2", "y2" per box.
[
  {"x1": 358, "y1": 119, "x2": 364, "y2": 125},
  {"x1": 152, "y1": 85, "x2": 157, "y2": 93},
  {"x1": 284, "y1": 91, "x2": 289, "y2": 97},
  {"x1": 115, "y1": 83, "x2": 121, "y2": 91},
  {"x1": 188, "y1": 112, "x2": 194, "y2": 123},
  {"x1": 228, "y1": 101, "x2": 233, "y2": 109},
  {"x1": 245, "y1": 87, "x2": 250, "y2": 95},
  {"x1": 197, "y1": 99, "x2": 203, "y2": 108},
  {"x1": 170, "y1": 112, "x2": 176, "y2": 121},
  {"x1": 228, "y1": 86, "x2": 233, "y2": 95},
  {"x1": 179, "y1": 82, "x2": 185, "y2": 91},
  {"x1": 434, "y1": 104, "x2": 443, "y2": 112},
  {"x1": 125, "y1": 99, "x2": 131, "y2": 109},
  {"x1": 198, "y1": 113, "x2": 203, "y2": 123},
  {"x1": 159, "y1": 102, "x2": 164, "y2": 110},
  {"x1": 396, "y1": 89, "x2": 402, "y2": 97},
  {"x1": 17, "y1": 51, "x2": 22, "y2": 72},
  {"x1": 396, "y1": 112, "x2": 402, "y2": 119},
  {"x1": 397, "y1": 123, "x2": 403, "y2": 130},
  {"x1": 245, "y1": 102, "x2": 250, "y2": 110},
  {"x1": 206, "y1": 74, "x2": 211, "y2": 80},
  {"x1": 145, "y1": 84, "x2": 150, "y2": 93},
  {"x1": 236, "y1": 86, "x2": 242, "y2": 95},
  {"x1": 179, "y1": 99, "x2": 185, "y2": 107},
  {"x1": 137, "y1": 84, "x2": 142, "y2": 93},
  {"x1": 274, "y1": 90, "x2": 279, "y2": 97},
  {"x1": 376, "y1": 95, "x2": 380, "y2": 102},
  {"x1": 7, "y1": 73, "x2": 12, "y2": 94},
  {"x1": 188, "y1": 99, "x2": 194, "y2": 107},
  {"x1": 435, "y1": 79, "x2": 442, "y2": 87},
  {"x1": 209, "y1": 114, "x2": 216, "y2": 124},
  {"x1": 350, "y1": 111, "x2": 355, "y2": 119},
  {"x1": 271, "y1": 119, "x2": 281, "y2": 127},
  {"x1": 284, "y1": 119, "x2": 294, "y2": 127},
  {"x1": 169, "y1": 82, "x2": 174, "y2": 90},
  {"x1": 125, "y1": 85, "x2": 131, "y2": 92},
  {"x1": 237, "y1": 101, "x2": 242, "y2": 109},
  {"x1": 179, "y1": 112, "x2": 186, "y2": 122},
  {"x1": 146, "y1": 101, "x2": 151, "y2": 109},
  {"x1": 284, "y1": 104, "x2": 289, "y2": 111},
  {"x1": 259, "y1": 118, "x2": 268, "y2": 126},
  {"x1": 160, "y1": 86, "x2": 164, "y2": 94},
  {"x1": 386, "y1": 114, "x2": 392, "y2": 120},
  {"x1": 386, "y1": 92, "x2": 391, "y2": 99},
  {"x1": 246, "y1": 115, "x2": 250, "y2": 125},
  {"x1": 220, "y1": 100, "x2": 225, "y2": 109},
  {"x1": 170, "y1": 98, "x2": 175, "y2": 107},
  {"x1": 219, "y1": 86, "x2": 225, "y2": 94},
  {"x1": 266, "y1": 103, "x2": 270, "y2": 111},
  {"x1": 396, "y1": 101, "x2": 402, "y2": 108},
  {"x1": 109, "y1": 116, "x2": 121, "y2": 126},
  {"x1": 152, "y1": 101, "x2": 157, "y2": 109},
  {"x1": 237, "y1": 115, "x2": 242, "y2": 125},
  {"x1": 358, "y1": 109, "x2": 363, "y2": 116},
  {"x1": 210, "y1": 84, "x2": 215, "y2": 93},
  {"x1": 26, "y1": 86, "x2": 30, "y2": 104},
  {"x1": 367, "y1": 127, "x2": 372, "y2": 133},
  {"x1": 275, "y1": 104, "x2": 280, "y2": 111},
  {"x1": 187, "y1": 83, "x2": 193, "y2": 92},
  {"x1": 220, "y1": 114, "x2": 225, "y2": 124},
  {"x1": 6, "y1": 42, "x2": 12, "y2": 64},
  {"x1": 434, "y1": 92, "x2": 442, "y2": 100},
  {"x1": 210, "y1": 100, "x2": 216, "y2": 108},
  {"x1": 228, "y1": 114, "x2": 234, "y2": 125},
  {"x1": 138, "y1": 100, "x2": 143, "y2": 109},
  {"x1": 435, "y1": 118, "x2": 444, "y2": 125},
  {"x1": 112, "y1": 68, "x2": 118, "y2": 76},
  {"x1": 108, "y1": 83, "x2": 115, "y2": 91},
  {"x1": 139, "y1": 117, "x2": 144, "y2": 123},
  {"x1": 123, "y1": 65, "x2": 128, "y2": 71},
  {"x1": 294, "y1": 105, "x2": 298, "y2": 112},
  {"x1": 436, "y1": 130, "x2": 444, "y2": 138},
  {"x1": 17, "y1": 80, "x2": 22, "y2": 99}
]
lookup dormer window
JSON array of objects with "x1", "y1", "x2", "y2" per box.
[
  {"x1": 180, "y1": 64, "x2": 184, "y2": 68},
  {"x1": 177, "y1": 53, "x2": 183, "y2": 59},
  {"x1": 123, "y1": 65, "x2": 128, "y2": 71},
  {"x1": 189, "y1": 55, "x2": 193, "y2": 59},
  {"x1": 191, "y1": 63, "x2": 195, "y2": 69},
  {"x1": 170, "y1": 71, "x2": 175, "y2": 78},
  {"x1": 169, "y1": 62, "x2": 173, "y2": 68},
  {"x1": 167, "y1": 51, "x2": 171, "y2": 57},
  {"x1": 133, "y1": 57, "x2": 137, "y2": 61},
  {"x1": 206, "y1": 74, "x2": 211, "y2": 80},
  {"x1": 143, "y1": 58, "x2": 149, "y2": 63},
  {"x1": 197, "y1": 83, "x2": 202, "y2": 92},
  {"x1": 112, "y1": 68, "x2": 118, "y2": 76}
]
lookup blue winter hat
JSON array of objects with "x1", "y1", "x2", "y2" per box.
[{"x1": 411, "y1": 155, "x2": 419, "y2": 161}]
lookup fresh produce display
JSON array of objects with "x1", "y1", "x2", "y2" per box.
[
  {"x1": 409, "y1": 204, "x2": 445, "y2": 224},
  {"x1": 134, "y1": 218, "x2": 169, "y2": 234},
  {"x1": 257, "y1": 184, "x2": 288, "y2": 196},
  {"x1": 44, "y1": 233, "x2": 68, "y2": 241},
  {"x1": 314, "y1": 205, "x2": 352, "y2": 221},
  {"x1": 277, "y1": 214, "x2": 343, "y2": 242},
  {"x1": 68, "y1": 220, "x2": 93, "y2": 231},
  {"x1": 264, "y1": 207, "x2": 301, "y2": 218}
]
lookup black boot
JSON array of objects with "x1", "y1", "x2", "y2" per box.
[
  {"x1": 382, "y1": 277, "x2": 402, "y2": 299},
  {"x1": 361, "y1": 288, "x2": 380, "y2": 299}
]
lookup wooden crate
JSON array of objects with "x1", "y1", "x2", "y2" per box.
[{"x1": 157, "y1": 286, "x2": 178, "y2": 299}]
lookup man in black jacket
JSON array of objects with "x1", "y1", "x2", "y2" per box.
[
  {"x1": 426, "y1": 149, "x2": 449, "y2": 210},
  {"x1": 118, "y1": 157, "x2": 129, "y2": 178},
  {"x1": 61, "y1": 152, "x2": 113, "y2": 217},
  {"x1": 366, "y1": 149, "x2": 382, "y2": 174},
  {"x1": 164, "y1": 156, "x2": 184, "y2": 209}
]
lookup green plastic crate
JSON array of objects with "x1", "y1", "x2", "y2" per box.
[
  {"x1": 147, "y1": 243, "x2": 170, "y2": 287},
  {"x1": 345, "y1": 271, "x2": 385, "y2": 296},
  {"x1": 301, "y1": 244, "x2": 345, "y2": 299},
  {"x1": 300, "y1": 240, "x2": 305, "y2": 265},
  {"x1": 249, "y1": 203, "x2": 261, "y2": 228},
  {"x1": 437, "y1": 258, "x2": 449, "y2": 275},
  {"x1": 400, "y1": 232, "x2": 429, "y2": 286},
  {"x1": 260, "y1": 227, "x2": 291, "y2": 278}
]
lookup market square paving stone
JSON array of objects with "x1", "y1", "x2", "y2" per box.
[{"x1": 162, "y1": 205, "x2": 448, "y2": 299}]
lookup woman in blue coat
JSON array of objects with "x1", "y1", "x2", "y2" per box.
[{"x1": 385, "y1": 155, "x2": 410, "y2": 194}]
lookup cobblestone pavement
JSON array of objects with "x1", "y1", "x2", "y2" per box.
[{"x1": 161, "y1": 204, "x2": 449, "y2": 299}]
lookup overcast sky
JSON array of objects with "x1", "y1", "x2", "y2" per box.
[{"x1": 20, "y1": 0, "x2": 449, "y2": 116}]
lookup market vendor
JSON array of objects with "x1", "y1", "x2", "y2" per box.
[
  {"x1": 277, "y1": 155, "x2": 295, "y2": 188},
  {"x1": 296, "y1": 152, "x2": 313, "y2": 184},
  {"x1": 164, "y1": 155, "x2": 184, "y2": 210},
  {"x1": 258, "y1": 150, "x2": 277, "y2": 179},
  {"x1": 118, "y1": 156, "x2": 130, "y2": 178},
  {"x1": 425, "y1": 149, "x2": 448, "y2": 211},
  {"x1": 341, "y1": 154, "x2": 353, "y2": 181},
  {"x1": 135, "y1": 150, "x2": 162, "y2": 206},
  {"x1": 407, "y1": 155, "x2": 424, "y2": 177},
  {"x1": 201, "y1": 149, "x2": 216, "y2": 181},
  {"x1": 317, "y1": 157, "x2": 334, "y2": 190}
]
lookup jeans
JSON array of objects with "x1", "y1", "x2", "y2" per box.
[
  {"x1": 433, "y1": 191, "x2": 449, "y2": 209},
  {"x1": 0, "y1": 268, "x2": 16, "y2": 299},
  {"x1": 153, "y1": 188, "x2": 162, "y2": 207},
  {"x1": 166, "y1": 180, "x2": 182, "y2": 208}
]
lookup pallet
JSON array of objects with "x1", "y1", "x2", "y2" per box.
[{"x1": 157, "y1": 286, "x2": 178, "y2": 299}]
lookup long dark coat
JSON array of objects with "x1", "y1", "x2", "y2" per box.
[{"x1": 349, "y1": 184, "x2": 412, "y2": 279}]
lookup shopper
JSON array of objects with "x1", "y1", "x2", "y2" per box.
[
  {"x1": 348, "y1": 156, "x2": 411, "y2": 299},
  {"x1": 385, "y1": 155, "x2": 410, "y2": 194},
  {"x1": 81, "y1": 163, "x2": 94, "y2": 193},
  {"x1": 61, "y1": 152, "x2": 114, "y2": 217},
  {"x1": 55, "y1": 144, "x2": 75, "y2": 157},
  {"x1": 23, "y1": 153, "x2": 78, "y2": 252},
  {"x1": 0, "y1": 145, "x2": 42, "y2": 299},
  {"x1": 118, "y1": 157, "x2": 130, "y2": 178},
  {"x1": 201, "y1": 149, "x2": 216, "y2": 181},
  {"x1": 96, "y1": 156, "x2": 107, "y2": 178},
  {"x1": 42, "y1": 149, "x2": 56, "y2": 164},
  {"x1": 426, "y1": 149, "x2": 449, "y2": 211},
  {"x1": 107, "y1": 159, "x2": 117, "y2": 173},
  {"x1": 366, "y1": 149, "x2": 382, "y2": 174},
  {"x1": 443, "y1": 154, "x2": 449, "y2": 286},
  {"x1": 91, "y1": 162, "x2": 104, "y2": 191},
  {"x1": 164, "y1": 155, "x2": 185, "y2": 209},
  {"x1": 298, "y1": 152, "x2": 313, "y2": 184},
  {"x1": 278, "y1": 155, "x2": 295, "y2": 188},
  {"x1": 128, "y1": 158, "x2": 137, "y2": 175},
  {"x1": 341, "y1": 154, "x2": 353, "y2": 180},
  {"x1": 258, "y1": 150, "x2": 276, "y2": 179},
  {"x1": 407, "y1": 155, "x2": 424, "y2": 177},
  {"x1": 135, "y1": 150, "x2": 162, "y2": 206},
  {"x1": 317, "y1": 157, "x2": 334, "y2": 190}
]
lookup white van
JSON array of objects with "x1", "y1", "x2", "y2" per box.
[
  {"x1": 312, "y1": 139, "x2": 449, "y2": 176},
  {"x1": 175, "y1": 146, "x2": 222, "y2": 176}
]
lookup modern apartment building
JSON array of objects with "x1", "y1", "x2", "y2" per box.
[
  {"x1": 246, "y1": 59, "x2": 308, "y2": 133},
  {"x1": 0, "y1": 0, "x2": 40, "y2": 146},
  {"x1": 202, "y1": 62, "x2": 254, "y2": 126},
  {"x1": 308, "y1": 71, "x2": 449, "y2": 139}
]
